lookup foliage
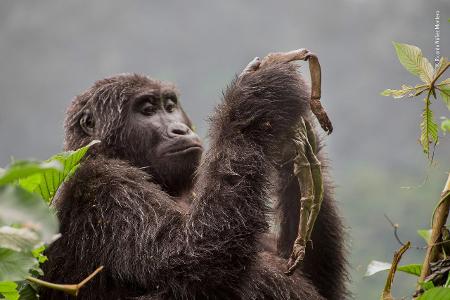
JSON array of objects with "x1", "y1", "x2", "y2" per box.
[
  {"x1": 381, "y1": 42, "x2": 450, "y2": 160},
  {"x1": 18, "y1": 141, "x2": 98, "y2": 203},
  {"x1": 369, "y1": 42, "x2": 450, "y2": 299},
  {"x1": 365, "y1": 261, "x2": 422, "y2": 277},
  {"x1": 0, "y1": 141, "x2": 97, "y2": 299},
  {"x1": 366, "y1": 226, "x2": 450, "y2": 298},
  {"x1": 418, "y1": 287, "x2": 450, "y2": 299}
]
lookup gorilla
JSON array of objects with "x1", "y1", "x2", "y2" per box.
[{"x1": 41, "y1": 51, "x2": 347, "y2": 299}]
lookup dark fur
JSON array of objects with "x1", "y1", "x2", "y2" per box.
[{"x1": 41, "y1": 64, "x2": 347, "y2": 299}]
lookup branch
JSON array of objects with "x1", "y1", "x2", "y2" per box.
[
  {"x1": 26, "y1": 266, "x2": 104, "y2": 297},
  {"x1": 417, "y1": 174, "x2": 450, "y2": 290},
  {"x1": 381, "y1": 242, "x2": 411, "y2": 300}
]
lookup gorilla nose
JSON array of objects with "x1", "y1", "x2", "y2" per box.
[{"x1": 168, "y1": 123, "x2": 191, "y2": 137}]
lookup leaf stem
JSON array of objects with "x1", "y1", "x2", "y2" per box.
[
  {"x1": 26, "y1": 266, "x2": 103, "y2": 296},
  {"x1": 431, "y1": 63, "x2": 450, "y2": 87}
]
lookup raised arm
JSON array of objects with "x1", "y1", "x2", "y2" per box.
[
  {"x1": 182, "y1": 61, "x2": 311, "y2": 282},
  {"x1": 137, "y1": 61, "x2": 311, "y2": 287}
]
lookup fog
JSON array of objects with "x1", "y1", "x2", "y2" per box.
[{"x1": 0, "y1": 1, "x2": 449, "y2": 298}]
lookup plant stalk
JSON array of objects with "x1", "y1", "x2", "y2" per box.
[
  {"x1": 26, "y1": 266, "x2": 103, "y2": 296},
  {"x1": 381, "y1": 242, "x2": 410, "y2": 300},
  {"x1": 417, "y1": 174, "x2": 450, "y2": 289}
]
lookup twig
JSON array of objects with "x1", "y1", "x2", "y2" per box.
[
  {"x1": 381, "y1": 242, "x2": 411, "y2": 300},
  {"x1": 384, "y1": 214, "x2": 426, "y2": 250},
  {"x1": 26, "y1": 266, "x2": 104, "y2": 296}
]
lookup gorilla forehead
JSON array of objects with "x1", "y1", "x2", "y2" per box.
[{"x1": 71, "y1": 73, "x2": 177, "y2": 113}]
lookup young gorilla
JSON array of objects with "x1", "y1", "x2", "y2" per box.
[{"x1": 41, "y1": 52, "x2": 347, "y2": 300}]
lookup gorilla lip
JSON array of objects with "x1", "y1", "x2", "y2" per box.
[{"x1": 165, "y1": 144, "x2": 203, "y2": 156}]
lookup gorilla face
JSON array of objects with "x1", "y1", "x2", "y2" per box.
[
  {"x1": 124, "y1": 87, "x2": 203, "y2": 196},
  {"x1": 71, "y1": 75, "x2": 204, "y2": 196},
  {"x1": 131, "y1": 92, "x2": 202, "y2": 159}
]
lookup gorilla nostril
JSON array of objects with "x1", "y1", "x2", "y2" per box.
[
  {"x1": 172, "y1": 128, "x2": 187, "y2": 135},
  {"x1": 169, "y1": 123, "x2": 190, "y2": 136}
]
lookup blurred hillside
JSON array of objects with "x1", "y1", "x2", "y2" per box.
[{"x1": 0, "y1": 1, "x2": 449, "y2": 298}]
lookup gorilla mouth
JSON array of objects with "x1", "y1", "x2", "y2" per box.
[{"x1": 165, "y1": 143, "x2": 203, "y2": 156}]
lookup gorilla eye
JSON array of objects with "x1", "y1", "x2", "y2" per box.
[
  {"x1": 140, "y1": 102, "x2": 156, "y2": 116},
  {"x1": 165, "y1": 99, "x2": 177, "y2": 113}
]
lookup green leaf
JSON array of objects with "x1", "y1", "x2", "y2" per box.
[
  {"x1": 445, "y1": 272, "x2": 450, "y2": 288},
  {"x1": 414, "y1": 85, "x2": 430, "y2": 96},
  {"x1": 17, "y1": 281, "x2": 38, "y2": 300},
  {"x1": 420, "y1": 56, "x2": 434, "y2": 84},
  {"x1": 397, "y1": 264, "x2": 422, "y2": 276},
  {"x1": 381, "y1": 85, "x2": 428, "y2": 99},
  {"x1": 365, "y1": 260, "x2": 392, "y2": 276},
  {"x1": 420, "y1": 102, "x2": 439, "y2": 156},
  {"x1": 393, "y1": 42, "x2": 424, "y2": 77},
  {"x1": 0, "y1": 161, "x2": 61, "y2": 186},
  {"x1": 0, "y1": 248, "x2": 36, "y2": 282},
  {"x1": 0, "y1": 281, "x2": 19, "y2": 300},
  {"x1": 438, "y1": 78, "x2": 450, "y2": 110},
  {"x1": 0, "y1": 227, "x2": 40, "y2": 252},
  {"x1": 365, "y1": 261, "x2": 421, "y2": 277},
  {"x1": 418, "y1": 287, "x2": 450, "y2": 299},
  {"x1": 31, "y1": 245, "x2": 47, "y2": 264},
  {"x1": 19, "y1": 140, "x2": 98, "y2": 203},
  {"x1": 0, "y1": 185, "x2": 58, "y2": 243},
  {"x1": 418, "y1": 280, "x2": 435, "y2": 292},
  {"x1": 442, "y1": 118, "x2": 450, "y2": 134},
  {"x1": 381, "y1": 88, "x2": 411, "y2": 98},
  {"x1": 435, "y1": 57, "x2": 449, "y2": 77},
  {"x1": 418, "y1": 229, "x2": 432, "y2": 243}
]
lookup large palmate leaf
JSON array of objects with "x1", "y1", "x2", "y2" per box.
[
  {"x1": 0, "y1": 248, "x2": 37, "y2": 282},
  {"x1": 0, "y1": 185, "x2": 58, "y2": 243},
  {"x1": 393, "y1": 42, "x2": 427, "y2": 79},
  {"x1": 0, "y1": 161, "x2": 61, "y2": 186},
  {"x1": 19, "y1": 140, "x2": 99, "y2": 203},
  {"x1": 0, "y1": 227, "x2": 40, "y2": 252},
  {"x1": 383, "y1": 42, "x2": 449, "y2": 161}
]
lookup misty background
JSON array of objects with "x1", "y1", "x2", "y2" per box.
[{"x1": 0, "y1": 1, "x2": 449, "y2": 298}]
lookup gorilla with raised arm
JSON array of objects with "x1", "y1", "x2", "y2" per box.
[{"x1": 41, "y1": 52, "x2": 347, "y2": 300}]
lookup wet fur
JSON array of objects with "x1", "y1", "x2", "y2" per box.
[{"x1": 41, "y1": 64, "x2": 347, "y2": 299}]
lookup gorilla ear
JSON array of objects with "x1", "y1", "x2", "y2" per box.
[{"x1": 79, "y1": 109, "x2": 95, "y2": 136}]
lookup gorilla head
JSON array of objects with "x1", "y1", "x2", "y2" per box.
[{"x1": 64, "y1": 74, "x2": 203, "y2": 196}]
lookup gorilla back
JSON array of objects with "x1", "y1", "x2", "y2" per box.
[{"x1": 41, "y1": 56, "x2": 347, "y2": 300}]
